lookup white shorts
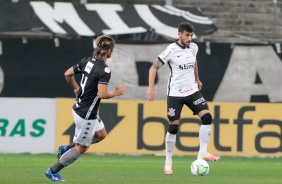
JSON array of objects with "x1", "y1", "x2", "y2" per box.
[{"x1": 72, "y1": 110, "x2": 105, "y2": 146}]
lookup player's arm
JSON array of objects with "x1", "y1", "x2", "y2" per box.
[
  {"x1": 194, "y1": 60, "x2": 202, "y2": 90},
  {"x1": 98, "y1": 84, "x2": 126, "y2": 99},
  {"x1": 147, "y1": 58, "x2": 163, "y2": 101},
  {"x1": 64, "y1": 67, "x2": 80, "y2": 96}
]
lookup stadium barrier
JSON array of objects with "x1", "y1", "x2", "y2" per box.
[
  {"x1": 1, "y1": 98, "x2": 281, "y2": 157},
  {"x1": 0, "y1": 98, "x2": 56, "y2": 153}
]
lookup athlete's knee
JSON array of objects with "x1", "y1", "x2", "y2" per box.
[
  {"x1": 92, "y1": 129, "x2": 107, "y2": 144},
  {"x1": 96, "y1": 134, "x2": 107, "y2": 142},
  {"x1": 168, "y1": 124, "x2": 179, "y2": 134},
  {"x1": 201, "y1": 113, "x2": 212, "y2": 125},
  {"x1": 98, "y1": 131, "x2": 107, "y2": 140},
  {"x1": 75, "y1": 144, "x2": 88, "y2": 154},
  {"x1": 91, "y1": 134, "x2": 107, "y2": 144}
]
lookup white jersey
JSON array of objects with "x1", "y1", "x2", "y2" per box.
[{"x1": 158, "y1": 41, "x2": 199, "y2": 97}]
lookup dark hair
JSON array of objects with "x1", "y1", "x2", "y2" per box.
[
  {"x1": 93, "y1": 34, "x2": 115, "y2": 57},
  {"x1": 178, "y1": 22, "x2": 194, "y2": 33}
]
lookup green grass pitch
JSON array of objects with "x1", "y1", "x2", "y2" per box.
[{"x1": 0, "y1": 153, "x2": 281, "y2": 184}]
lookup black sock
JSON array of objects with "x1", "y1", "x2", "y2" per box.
[
  {"x1": 68, "y1": 143, "x2": 75, "y2": 149},
  {"x1": 50, "y1": 162, "x2": 64, "y2": 173}
]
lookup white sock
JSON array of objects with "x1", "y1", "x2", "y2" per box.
[
  {"x1": 199, "y1": 125, "x2": 211, "y2": 153},
  {"x1": 165, "y1": 132, "x2": 176, "y2": 164}
]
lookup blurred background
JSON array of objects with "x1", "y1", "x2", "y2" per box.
[{"x1": 0, "y1": 0, "x2": 281, "y2": 157}]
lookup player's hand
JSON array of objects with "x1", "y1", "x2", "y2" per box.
[
  {"x1": 196, "y1": 80, "x2": 202, "y2": 90},
  {"x1": 146, "y1": 88, "x2": 155, "y2": 101},
  {"x1": 115, "y1": 85, "x2": 126, "y2": 96}
]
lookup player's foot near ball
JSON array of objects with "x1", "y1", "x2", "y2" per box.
[
  {"x1": 197, "y1": 152, "x2": 220, "y2": 161},
  {"x1": 164, "y1": 163, "x2": 173, "y2": 175}
]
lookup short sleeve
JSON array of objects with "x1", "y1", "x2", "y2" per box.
[
  {"x1": 98, "y1": 66, "x2": 111, "y2": 85},
  {"x1": 72, "y1": 57, "x2": 89, "y2": 74},
  {"x1": 158, "y1": 45, "x2": 172, "y2": 64},
  {"x1": 190, "y1": 43, "x2": 199, "y2": 57}
]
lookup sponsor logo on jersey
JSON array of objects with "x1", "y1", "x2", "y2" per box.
[
  {"x1": 179, "y1": 87, "x2": 193, "y2": 93},
  {"x1": 179, "y1": 63, "x2": 194, "y2": 70},
  {"x1": 85, "y1": 62, "x2": 94, "y2": 74}
]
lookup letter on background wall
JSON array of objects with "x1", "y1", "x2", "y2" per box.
[{"x1": 214, "y1": 46, "x2": 282, "y2": 102}]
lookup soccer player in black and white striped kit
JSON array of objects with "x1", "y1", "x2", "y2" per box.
[
  {"x1": 147, "y1": 22, "x2": 220, "y2": 175},
  {"x1": 45, "y1": 34, "x2": 126, "y2": 182}
]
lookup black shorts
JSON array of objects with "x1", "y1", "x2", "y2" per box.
[{"x1": 167, "y1": 91, "x2": 209, "y2": 120}]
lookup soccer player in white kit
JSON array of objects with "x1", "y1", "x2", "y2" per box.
[{"x1": 147, "y1": 22, "x2": 220, "y2": 175}]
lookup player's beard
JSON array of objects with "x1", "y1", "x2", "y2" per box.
[{"x1": 181, "y1": 39, "x2": 190, "y2": 48}]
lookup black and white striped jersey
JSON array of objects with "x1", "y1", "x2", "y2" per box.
[
  {"x1": 158, "y1": 41, "x2": 199, "y2": 97},
  {"x1": 72, "y1": 57, "x2": 111, "y2": 120}
]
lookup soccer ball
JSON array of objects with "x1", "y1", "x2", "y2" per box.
[{"x1": 191, "y1": 159, "x2": 209, "y2": 176}]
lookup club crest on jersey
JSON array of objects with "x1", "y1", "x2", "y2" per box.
[
  {"x1": 167, "y1": 108, "x2": 175, "y2": 117},
  {"x1": 191, "y1": 49, "x2": 197, "y2": 57},
  {"x1": 104, "y1": 67, "x2": 111, "y2": 73}
]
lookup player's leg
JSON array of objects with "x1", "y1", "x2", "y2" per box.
[
  {"x1": 164, "y1": 96, "x2": 183, "y2": 175},
  {"x1": 198, "y1": 110, "x2": 211, "y2": 154},
  {"x1": 46, "y1": 142, "x2": 89, "y2": 181},
  {"x1": 57, "y1": 132, "x2": 104, "y2": 159},
  {"x1": 164, "y1": 120, "x2": 179, "y2": 175},
  {"x1": 54, "y1": 116, "x2": 105, "y2": 171},
  {"x1": 57, "y1": 115, "x2": 106, "y2": 159},
  {"x1": 197, "y1": 110, "x2": 220, "y2": 161},
  {"x1": 197, "y1": 109, "x2": 220, "y2": 161},
  {"x1": 92, "y1": 115, "x2": 107, "y2": 143},
  {"x1": 56, "y1": 115, "x2": 102, "y2": 168},
  {"x1": 188, "y1": 92, "x2": 220, "y2": 161},
  {"x1": 45, "y1": 110, "x2": 96, "y2": 181}
]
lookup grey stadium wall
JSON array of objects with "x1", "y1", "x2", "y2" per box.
[{"x1": 0, "y1": 38, "x2": 282, "y2": 103}]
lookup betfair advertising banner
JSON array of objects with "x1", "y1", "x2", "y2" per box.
[{"x1": 56, "y1": 98, "x2": 282, "y2": 157}]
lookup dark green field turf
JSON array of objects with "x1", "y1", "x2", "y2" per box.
[{"x1": 0, "y1": 153, "x2": 281, "y2": 184}]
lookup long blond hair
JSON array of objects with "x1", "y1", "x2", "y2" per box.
[{"x1": 93, "y1": 34, "x2": 115, "y2": 58}]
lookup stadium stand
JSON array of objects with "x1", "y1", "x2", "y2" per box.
[
  {"x1": 175, "y1": 0, "x2": 282, "y2": 43},
  {"x1": 0, "y1": 0, "x2": 281, "y2": 43}
]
